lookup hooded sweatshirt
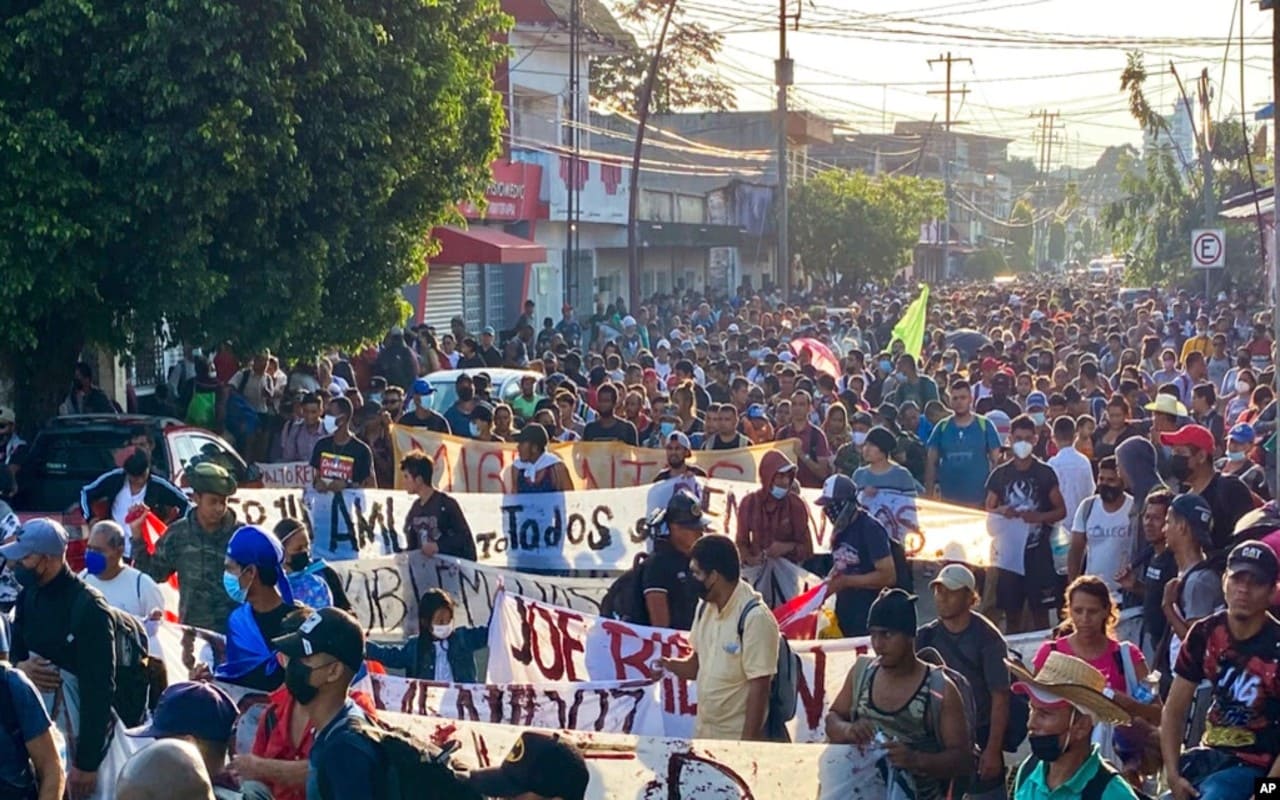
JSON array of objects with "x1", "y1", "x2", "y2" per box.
[
  {"x1": 1115, "y1": 436, "x2": 1170, "y2": 563},
  {"x1": 735, "y1": 450, "x2": 814, "y2": 564}
]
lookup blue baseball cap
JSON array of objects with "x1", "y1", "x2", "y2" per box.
[
  {"x1": 226, "y1": 526, "x2": 293, "y2": 604},
  {"x1": 411, "y1": 378, "x2": 435, "y2": 396},
  {"x1": 0, "y1": 518, "x2": 68, "y2": 560},
  {"x1": 746, "y1": 403, "x2": 768, "y2": 420},
  {"x1": 125, "y1": 682, "x2": 238, "y2": 742},
  {"x1": 1025, "y1": 391, "x2": 1048, "y2": 410},
  {"x1": 1229, "y1": 422, "x2": 1256, "y2": 444}
]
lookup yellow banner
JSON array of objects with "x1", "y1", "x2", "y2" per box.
[{"x1": 391, "y1": 426, "x2": 800, "y2": 492}]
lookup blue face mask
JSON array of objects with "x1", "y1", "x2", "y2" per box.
[
  {"x1": 1030, "y1": 412, "x2": 1046, "y2": 427},
  {"x1": 659, "y1": 421, "x2": 676, "y2": 437},
  {"x1": 84, "y1": 550, "x2": 108, "y2": 576},
  {"x1": 223, "y1": 571, "x2": 248, "y2": 604},
  {"x1": 469, "y1": 422, "x2": 482, "y2": 438},
  {"x1": 770, "y1": 486, "x2": 789, "y2": 500},
  {"x1": 878, "y1": 360, "x2": 892, "y2": 373}
]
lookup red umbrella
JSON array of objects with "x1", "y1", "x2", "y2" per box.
[{"x1": 790, "y1": 338, "x2": 840, "y2": 380}]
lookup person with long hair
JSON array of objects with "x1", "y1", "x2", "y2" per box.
[{"x1": 823, "y1": 403, "x2": 852, "y2": 455}]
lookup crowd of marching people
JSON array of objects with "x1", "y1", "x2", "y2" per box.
[{"x1": 0, "y1": 271, "x2": 1279, "y2": 799}]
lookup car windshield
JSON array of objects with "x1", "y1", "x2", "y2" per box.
[
  {"x1": 424, "y1": 376, "x2": 528, "y2": 414},
  {"x1": 27, "y1": 429, "x2": 168, "y2": 478}
]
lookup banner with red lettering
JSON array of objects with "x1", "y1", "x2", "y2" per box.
[
  {"x1": 391, "y1": 428, "x2": 800, "y2": 491},
  {"x1": 369, "y1": 673, "x2": 665, "y2": 736},
  {"x1": 484, "y1": 590, "x2": 867, "y2": 742}
]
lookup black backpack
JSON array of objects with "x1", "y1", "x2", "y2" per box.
[
  {"x1": 349, "y1": 720, "x2": 482, "y2": 800},
  {"x1": 68, "y1": 585, "x2": 156, "y2": 728},
  {"x1": 722, "y1": 597, "x2": 799, "y2": 742},
  {"x1": 1014, "y1": 755, "x2": 1155, "y2": 800},
  {"x1": 600, "y1": 552, "x2": 650, "y2": 625},
  {"x1": 915, "y1": 623, "x2": 1030, "y2": 753}
]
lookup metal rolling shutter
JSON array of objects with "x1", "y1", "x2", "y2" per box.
[{"x1": 423, "y1": 265, "x2": 464, "y2": 331}]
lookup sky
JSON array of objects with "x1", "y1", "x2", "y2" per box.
[{"x1": 673, "y1": 0, "x2": 1275, "y2": 168}]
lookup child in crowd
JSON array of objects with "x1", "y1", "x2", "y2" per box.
[{"x1": 366, "y1": 588, "x2": 488, "y2": 682}]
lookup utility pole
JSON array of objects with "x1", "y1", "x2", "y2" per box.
[
  {"x1": 565, "y1": 0, "x2": 580, "y2": 310},
  {"x1": 928, "y1": 52, "x2": 970, "y2": 282},
  {"x1": 626, "y1": 0, "x2": 679, "y2": 308},
  {"x1": 1030, "y1": 109, "x2": 1059, "y2": 270},
  {"x1": 776, "y1": 0, "x2": 795, "y2": 299}
]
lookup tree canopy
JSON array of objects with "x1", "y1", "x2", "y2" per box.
[
  {"x1": 788, "y1": 169, "x2": 944, "y2": 286},
  {"x1": 591, "y1": 0, "x2": 735, "y2": 114},
  {"x1": 0, "y1": 0, "x2": 508, "y2": 418}
]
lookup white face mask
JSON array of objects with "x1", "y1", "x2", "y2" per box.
[
  {"x1": 432, "y1": 623, "x2": 454, "y2": 640},
  {"x1": 852, "y1": 431, "x2": 868, "y2": 446},
  {"x1": 1011, "y1": 440, "x2": 1034, "y2": 460},
  {"x1": 1237, "y1": 380, "x2": 1252, "y2": 396},
  {"x1": 321, "y1": 414, "x2": 338, "y2": 434}
]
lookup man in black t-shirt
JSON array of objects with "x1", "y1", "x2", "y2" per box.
[
  {"x1": 818, "y1": 475, "x2": 896, "y2": 637},
  {"x1": 652, "y1": 432, "x2": 707, "y2": 498},
  {"x1": 397, "y1": 378, "x2": 450, "y2": 433},
  {"x1": 1164, "y1": 541, "x2": 1280, "y2": 800},
  {"x1": 984, "y1": 414, "x2": 1066, "y2": 633},
  {"x1": 582, "y1": 384, "x2": 638, "y2": 445},
  {"x1": 641, "y1": 490, "x2": 710, "y2": 630},
  {"x1": 310, "y1": 396, "x2": 376, "y2": 491},
  {"x1": 1161, "y1": 423, "x2": 1255, "y2": 554},
  {"x1": 398, "y1": 452, "x2": 476, "y2": 561},
  {"x1": 1118, "y1": 489, "x2": 1176, "y2": 665}
]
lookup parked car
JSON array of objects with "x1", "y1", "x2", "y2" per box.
[
  {"x1": 418, "y1": 368, "x2": 545, "y2": 415},
  {"x1": 10, "y1": 415, "x2": 259, "y2": 528}
]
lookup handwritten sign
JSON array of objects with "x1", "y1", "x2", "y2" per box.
[{"x1": 369, "y1": 673, "x2": 665, "y2": 736}]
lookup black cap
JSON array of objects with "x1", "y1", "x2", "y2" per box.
[
  {"x1": 271, "y1": 608, "x2": 365, "y2": 673},
  {"x1": 1227, "y1": 540, "x2": 1280, "y2": 586},
  {"x1": 647, "y1": 489, "x2": 713, "y2": 535},
  {"x1": 470, "y1": 403, "x2": 494, "y2": 422},
  {"x1": 1170, "y1": 493, "x2": 1214, "y2": 549},
  {"x1": 875, "y1": 402, "x2": 899, "y2": 422},
  {"x1": 465, "y1": 732, "x2": 589, "y2": 800},
  {"x1": 125, "y1": 682, "x2": 238, "y2": 742},
  {"x1": 816, "y1": 474, "x2": 857, "y2": 506}
]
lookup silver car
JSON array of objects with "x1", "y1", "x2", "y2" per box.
[{"x1": 418, "y1": 368, "x2": 545, "y2": 415}]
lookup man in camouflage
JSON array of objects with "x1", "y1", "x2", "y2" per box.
[{"x1": 132, "y1": 462, "x2": 240, "y2": 633}]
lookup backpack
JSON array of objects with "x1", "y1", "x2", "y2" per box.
[
  {"x1": 0, "y1": 666, "x2": 37, "y2": 800},
  {"x1": 600, "y1": 552, "x2": 650, "y2": 625},
  {"x1": 67, "y1": 585, "x2": 156, "y2": 727},
  {"x1": 345, "y1": 719, "x2": 482, "y2": 800},
  {"x1": 1014, "y1": 755, "x2": 1155, "y2": 800},
  {"x1": 718, "y1": 597, "x2": 799, "y2": 742},
  {"x1": 186, "y1": 389, "x2": 217, "y2": 429},
  {"x1": 915, "y1": 623, "x2": 1030, "y2": 752}
]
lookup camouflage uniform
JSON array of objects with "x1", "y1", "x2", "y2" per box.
[{"x1": 134, "y1": 507, "x2": 239, "y2": 633}]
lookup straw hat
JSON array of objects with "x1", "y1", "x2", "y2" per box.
[
  {"x1": 1143, "y1": 394, "x2": 1188, "y2": 417},
  {"x1": 1007, "y1": 651, "x2": 1130, "y2": 725}
]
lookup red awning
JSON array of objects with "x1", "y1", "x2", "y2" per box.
[{"x1": 430, "y1": 225, "x2": 546, "y2": 265}]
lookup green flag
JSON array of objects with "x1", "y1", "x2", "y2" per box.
[{"x1": 890, "y1": 284, "x2": 930, "y2": 359}]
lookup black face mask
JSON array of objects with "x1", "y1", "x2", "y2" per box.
[
  {"x1": 284, "y1": 658, "x2": 320, "y2": 706},
  {"x1": 124, "y1": 450, "x2": 150, "y2": 478},
  {"x1": 1169, "y1": 454, "x2": 1192, "y2": 481},
  {"x1": 1098, "y1": 485, "x2": 1123, "y2": 503},
  {"x1": 456, "y1": 387, "x2": 475, "y2": 402},
  {"x1": 287, "y1": 552, "x2": 311, "y2": 573},
  {"x1": 1027, "y1": 715, "x2": 1074, "y2": 763}
]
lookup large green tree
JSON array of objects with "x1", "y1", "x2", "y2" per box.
[
  {"x1": 0, "y1": 0, "x2": 507, "y2": 422},
  {"x1": 592, "y1": 0, "x2": 735, "y2": 114},
  {"x1": 788, "y1": 169, "x2": 943, "y2": 286}
]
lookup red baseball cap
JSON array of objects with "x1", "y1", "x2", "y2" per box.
[
  {"x1": 1160, "y1": 424, "x2": 1215, "y2": 454},
  {"x1": 981, "y1": 357, "x2": 999, "y2": 372}
]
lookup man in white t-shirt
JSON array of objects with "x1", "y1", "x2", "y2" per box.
[
  {"x1": 1066, "y1": 455, "x2": 1134, "y2": 600},
  {"x1": 81, "y1": 521, "x2": 166, "y2": 655},
  {"x1": 1046, "y1": 415, "x2": 1095, "y2": 529}
]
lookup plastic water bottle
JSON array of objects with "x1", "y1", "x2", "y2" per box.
[
  {"x1": 1132, "y1": 671, "x2": 1159, "y2": 704},
  {"x1": 1050, "y1": 525, "x2": 1070, "y2": 576}
]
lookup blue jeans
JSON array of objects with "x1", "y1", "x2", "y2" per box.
[{"x1": 1194, "y1": 764, "x2": 1265, "y2": 800}]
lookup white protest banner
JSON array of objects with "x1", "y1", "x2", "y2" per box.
[
  {"x1": 386, "y1": 713, "x2": 883, "y2": 800},
  {"x1": 230, "y1": 478, "x2": 991, "y2": 568},
  {"x1": 369, "y1": 673, "x2": 665, "y2": 736},
  {"x1": 332, "y1": 553, "x2": 609, "y2": 635},
  {"x1": 329, "y1": 552, "x2": 817, "y2": 637},
  {"x1": 254, "y1": 461, "x2": 314, "y2": 488},
  {"x1": 485, "y1": 590, "x2": 867, "y2": 742}
]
